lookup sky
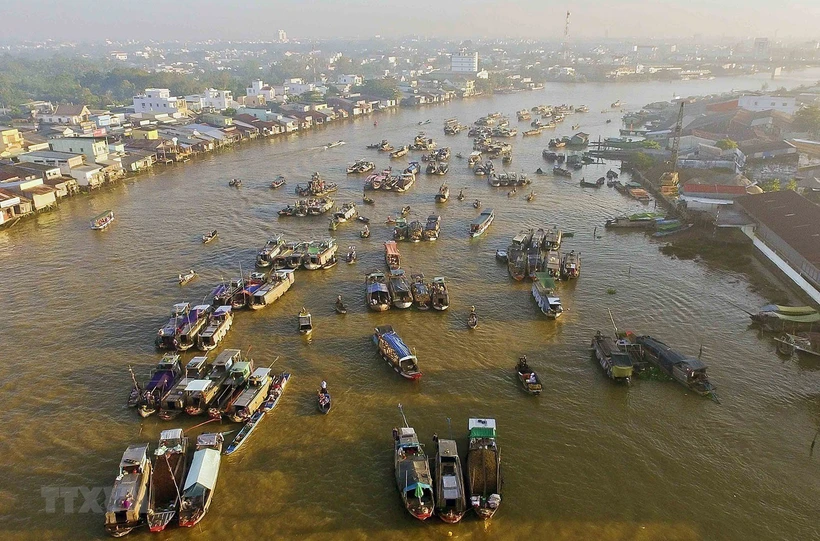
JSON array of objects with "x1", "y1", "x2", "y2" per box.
[{"x1": 1, "y1": 0, "x2": 819, "y2": 42}]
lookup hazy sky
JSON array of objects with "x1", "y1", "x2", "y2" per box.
[{"x1": 2, "y1": 0, "x2": 818, "y2": 42}]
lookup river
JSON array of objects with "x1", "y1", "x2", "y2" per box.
[{"x1": 2, "y1": 69, "x2": 820, "y2": 540}]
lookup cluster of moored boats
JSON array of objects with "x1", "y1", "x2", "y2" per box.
[{"x1": 393, "y1": 214, "x2": 441, "y2": 242}]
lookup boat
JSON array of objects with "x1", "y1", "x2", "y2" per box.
[
  {"x1": 178, "y1": 270, "x2": 198, "y2": 286},
  {"x1": 335, "y1": 295, "x2": 348, "y2": 314},
  {"x1": 408, "y1": 220, "x2": 424, "y2": 242},
  {"x1": 146, "y1": 429, "x2": 189, "y2": 532},
  {"x1": 360, "y1": 226, "x2": 371, "y2": 238},
  {"x1": 561, "y1": 250, "x2": 581, "y2": 279},
  {"x1": 543, "y1": 225, "x2": 563, "y2": 250},
  {"x1": 429, "y1": 277, "x2": 450, "y2": 311},
  {"x1": 393, "y1": 423, "x2": 434, "y2": 521},
  {"x1": 468, "y1": 307, "x2": 478, "y2": 329},
  {"x1": 432, "y1": 436, "x2": 468, "y2": 524},
  {"x1": 248, "y1": 269, "x2": 295, "y2": 310},
  {"x1": 515, "y1": 356, "x2": 542, "y2": 394},
  {"x1": 302, "y1": 238, "x2": 338, "y2": 270},
  {"x1": 553, "y1": 166, "x2": 571, "y2": 178},
  {"x1": 473, "y1": 199, "x2": 481, "y2": 209},
  {"x1": 545, "y1": 250, "x2": 561, "y2": 278},
  {"x1": 91, "y1": 210, "x2": 115, "y2": 230},
  {"x1": 347, "y1": 159, "x2": 376, "y2": 174},
  {"x1": 373, "y1": 326, "x2": 422, "y2": 379},
  {"x1": 345, "y1": 245, "x2": 357, "y2": 264},
  {"x1": 298, "y1": 308, "x2": 313, "y2": 335},
  {"x1": 404, "y1": 161, "x2": 421, "y2": 175},
  {"x1": 635, "y1": 335, "x2": 717, "y2": 399},
  {"x1": 605, "y1": 212, "x2": 665, "y2": 229},
  {"x1": 225, "y1": 372, "x2": 291, "y2": 455},
  {"x1": 435, "y1": 183, "x2": 450, "y2": 203},
  {"x1": 295, "y1": 172, "x2": 338, "y2": 197},
  {"x1": 410, "y1": 274, "x2": 431, "y2": 310},
  {"x1": 104, "y1": 443, "x2": 151, "y2": 537},
  {"x1": 423, "y1": 215, "x2": 440, "y2": 241},
  {"x1": 611, "y1": 100, "x2": 622, "y2": 108},
  {"x1": 270, "y1": 175, "x2": 286, "y2": 189},
  {"x1": 470, "y1": 208, "x2": 494, "y2": 237},
  {"x1": 526, "y1": 191, "x2": 535, "y2": 202},
  {"x1": 384, "y1": 241, "x2": 401, "y2": 270},
  {"x1": 230, "y1": 273, "x2": 266, "y2": 309},
  {"x1": 366, "y1": 271, "x2": 392, "y2": 311},
  {"x1": 156, "y1": 303, "x2": 193, "y2": 350},
  {"x1": 606, "y1": 169, "x2": 619, "y2": 179},
  {"x1": 750, "y1": 305, "x2": 820, "y2": 332},
  {"x1": 157, "y1": 356, "x2": 209, "y2": 421},
  {"x1": 178, "y1": 433, "x2": 223, "y2": 528},
  {"x1": 306, "y1": 197, "x2": 335, "y2": 215},
  {"x1": 201, "y1": 230, "x2": 218, "y2": 244},
  {"x1": 206, "y1": 359, "x2": 254, "y2": 420},
  {"x1": 210, "y1": 277, "x2": 246, "y2": 306},
  {"x1": 523, "y1": 128, "x2": 542, "y2": 137},
  {"x1": 527, "y1": 229, "x2": 545, "y2": 279},
  {"x1": 576, "y1": 105, "x2": 589, "y2": 113},
  {"x1": 775, "y1": 332, "x2": 820, "y2": 357},
  {"x1": 368, "y1": 140, "x2": 393, "y2": 151},
  {"x1": 325, "y1": 140, "x2": 345, "y2": 149},
  {"x1": 390, "y1": 146, "x2": 409, "y2": 159},
  {"x1": 591, "y1": 331, "x2": 636, "y2": 383},
  {"x1": 196, "y1": 305, "x2": 233, "y2": 351},
  {"x1": 467, "y1": 151, "x2": 482, "y2": 167},
  {"x1": 401, "y1": 205, "x2": 411, "y2": 217},
  {"x1": 184, "y1": 349, "x2": 241, "y2": 416},
  {"x1": 176, "y1": 305, "x2": 212, "y2": 352},
  {"x1": 228, "y1": 178, "x2": 242, "y2": 187},
  {"x1": 226, "y1": 367, "x2": 273, "y2": 423},
  {"x1": 517, "y1": 110, "x2": 532, "y2": 121},
  {"x1": 317, "y1": 384, "x2": 332, "y2": 414},
  {"x1": 652, "y1": 223, "x2": 694, "y2": 237},
  {"x1": 388, "y1": 269, "x2": 413, "y2": 309},
  {"x1": 255, "y1": 235, "x2": 286, "y2": 267},
  {"x1": 507, "y1": 229, "x2": 533, "y2": 281},
  {"x1": 466, "y1": 418, "x2": 502, "y2": 520},
  {"x1": 542, "y1": 150, "x2": 558, "y2": 161},
  {"x1": 532, "y1": 273, "x2": 563, "y2": 318},
  {"x1": 580, "y1": 177, "x2": 604, "y2": 188},
  {"x1": 495, "y1": 249, "x2": 508, "y2": 262}
]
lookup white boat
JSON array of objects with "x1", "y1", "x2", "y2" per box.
[
  {"x1": 196, "y1": 306, "x2": 233, "y2": 351},
  {"x1": 105, "y1": 444, "x2": 151, "y2": 537},
  {"x1": 470, "y1": 209, "x2": 494, "y2": 237},
  {"x1": 178, "y1": 433, "x2": 223, "y2": 528},
  {"x1": 298, "y1": 309, "x2": 313, "y2": 335},
  {"x1": 91, "y1": 210, "x2": 114, "y2": 230},
  {"x1": 248, "y1": 270, "x2": 295, "y2": 310},
  {"x1": 255, "y1": 235, "x2": 286, "y2": 267},
  {"x1": 332, "y1": 203, "x2": 358, "y2": 222}
]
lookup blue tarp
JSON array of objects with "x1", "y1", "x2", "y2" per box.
[
  {"x1": 367, "y1": 283, "x2": 389, "y2": 293},
  {"x1": 382, "y1": 331, "x2": 412, "y2": 359}
]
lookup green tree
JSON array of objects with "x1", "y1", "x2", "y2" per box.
[
  {"x1": 785, "y1": 179, "x2": 799, "y2": 191},
  {"x1": 222, "y1": 107, "x2": 236, "y2": 117},
  {"x1": 793, "y1": 105, "x2": 820, "y2": 135},
  {"x1": 630, "y1": 152, "x2": 655, "y2": 170},
  {"x1": 353, "y1": 78, "x2": 401, "y2": 100},
  {"x1": 715, "y1": 138, "x2": 738, "y2": 150},
  {"x1": 641, "y1": 140, "x2": 661, "y2": 149},
  {"x1": 298, "y1": 90, "x2": 325, "y2": 103},
  {"x1": 761, "y1": 178, "x2": 781, "y2": 192}
]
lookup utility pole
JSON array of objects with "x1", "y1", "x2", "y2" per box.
[{"x1": 563, "y1": 11, "x2": 571, "y2": 62}]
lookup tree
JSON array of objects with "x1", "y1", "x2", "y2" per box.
[
  {"x1": 761, "y1": 179, "x2": 781, "y2": 192},
  {"x1": 630, "y1": 152, "x2": 655, "y2": 170},
  {"x1": 715, "y1": 139, "x2": 738, "y2": 150},
  {"x1": 793, "y1": 105, "x2": 820, "y2": 135},
  {"x1": 785, "y1": 179, "x2": 799, "y2": 191},
  {"x1": 640, "y1": 140, "x2": 661, "y2": 150},
  {"x1": 222, "y1": 108, "x2": 236, "y2": 117},
  {"x1": 298, "y1": 90, "x2": 324, "y2": 104},
  {"x1": 352, "y1": 78, "x2": 401, "y2": 100}
]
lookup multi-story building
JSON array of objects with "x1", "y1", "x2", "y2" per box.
[
  {"x1": 133, "y1": 88, "x2": 187, "y2": 115},
  {"x1": 48, "y1": 136, "x2": 109, "y2": 163},
  {"x1": 738, "y1": 95, "x2": 798, "y2": 116},
  {"x1": 451, "y1": 50, "x2": 479, "y2": 73},
  {"x1": 0, "y1": 126, "x2": 25, "y2": 157}
]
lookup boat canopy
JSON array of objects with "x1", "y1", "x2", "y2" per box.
[
  {"x1": 405, "y1": 482, "x2": 433, "y2": 497},
  {"x1": 534, "y1": 272, "x2": 557, "y2": 291},
  {"x1": 385, "y1": 241, "x2": 400, "y2": 258},
  {"x1": 469, "y1": 418, "x2": 496, "y2": 438},
  {"x1": 192, "y1": 304, "x2": 211, "y2": 313},
  {"x1": 761, "y1": 311, "x2": 820, "y2": 323},
  {"x1": 120, "y1": 444, "x2": 149, "y2": 470},
  {"x1": 214, "y1": 305, "x2": 232, "y2": 316},
  {"x1": 367, "y1": 282, "x2": 389, "y2": 294},
  {"x1": 249, "y1": 367, "x2": 271, "y2": 383},
  {"x1": 382, "y1": 330, "x2": 413, "y2": 359},
  {"x1": 438, "y1": 439, "x2": 458, "y2": 457},
  {"x1": 183, "y1": 448, "x2": 220, "y2": 491},
  {"x1": 760, "y1": 305, "x2": 817, "y2": 315},
  {"x1": 185, "y1": 379, "x2": 212, "y2": 393},
  {"x1": 187, "y1": 356, "x2": 208, "y2": 371}
]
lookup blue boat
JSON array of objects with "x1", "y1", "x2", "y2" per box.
[
  {"x1": 373, "y1": 326, "x2": 422, "y2": 379},
  {"x1": 224, "y1": 373, "x2": 291, "y2": 455}
]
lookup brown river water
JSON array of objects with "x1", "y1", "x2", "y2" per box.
[{"x1": 3, "y1": 71, "x2": 820, "y2": 540}]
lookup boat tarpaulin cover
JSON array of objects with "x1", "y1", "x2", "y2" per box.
[
  {"x1": 382, "y1": 331, "x2": 412, "y2": 359},
  {"x1": 469, "y1": 427, "x2": 496, "y2": 439},
  {"x1": 406, "y1": 482, "x2": 432, "y2": 497},
  {"x1": 184, "y1": 448, "x2": 220, "y2": 491},
  {"x1": 534, "y1": 272, "x2": 557, "y2": 291},
  {"x1": 367, "y1": 282, "x2": 389, "y2": 294}
]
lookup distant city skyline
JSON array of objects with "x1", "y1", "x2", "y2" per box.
[{"x1": 1, "y1": 0, "x2": 819, "y2": 42}]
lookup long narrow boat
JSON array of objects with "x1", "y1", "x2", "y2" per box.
[
  {"x1": 775, "y1": 332, "x2": 820, "y2": 357},
  {"x1": 470, "y1": 208, "x2": 494, "y2": 237},
  {"x1": 532, "y1": 272, "x2": 563, "y2": 319},
  {"x1": 178, "y1": 433, "x2": 223, "y2": 528},
  {"x1": 158, "y1": 356, "x2": 210, "y2": 421},
  {"x1": 91, "y1": 210, "x2": 115, "y2": 230},
  {"x1": 136, "y1": 353, "x2": 183, "y2": 418},
  {"x1": 248, "y1": 270, "x2": 295, "y2": 310},
  {"x1": 255, "y1": 235, "x2": 286, "y2": 268},
  {"x1": 104, "y1": 444, "x2": 151, "y2": 537},
  {"x1": 466, "y1": 418, "x2": 502, "y2": 520},
  {"x1": 434, "y1": 438, "x2": 467, "y2": 523},
  {"x1": 225, "y1": 373, "x2": 291, "y2": 455},
  {"x1": 146, "y1": 429, "x2": 189, "y2": 532},
  {"x1": 373, "y1": 325, "x2": 422, "y2": 379},
  {"x1": 635, "y1": 336, "x2": 717, "y2": 400},
  {"x1": 207, "y1": 360, "x2": 254, "y2": 420},
  {"x1": 410, "y1": 273, "x2": 431, "y2": 310},
  {"x1": 197, "y1": 306, "x2": 233, "y2": 351},
  {"x1": 515, "y1": 356, "x2": 543, "y2": 395},
  {"x1": 366, "y1": 271, "x2": 392, "y2": 311},
  {"x1": 393, "y1": 426, "x2": 434, "y2": 520},
  {"x1": 429, "y1": 277, "x2": 450, "y2": 311},
  {"x1": 384, "y1": 241, "x2": 401, "y2": 270},
  {"x1": 156, "y1": 303, "x2": 192, "y2": 350},
  {"x1": 175, "y1": 305, "x2": 213, "y2": 351},
  {"x1": 590, "y1": 332, "x2": 636, "y2": 383},
  {"x1": 226, "y1": 367, "x2": 273, "y2": 422},
  {"x1": 750, "y1": 305, "x2": 820, "y2": 332},
  {"x1": 388, "y1": 269, "x2": 413, "y2": 309}
]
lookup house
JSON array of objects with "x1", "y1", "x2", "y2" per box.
[
  {"x1": 0, "y1": 188, "x2": 32, "y2": 224},
  {"x1": 133, "y1": 89, "x2": 187, "y2": 116},
  {"x1": 0, "y1": 126, "x2": 25, "y2": 157},
  {"x1": 39, "y1": 104, "x2": 90, "y2": 125},
  {"x1": 18, "y1": 150, "x2": 85, "y2": 175},
  {"x1": 246, "y1": 80, "x2": 277, "y2": 100},
  {"x1": 740, "y1": 140, "x2": 799, "y2": 182},
  {"x1": 21, "y1": 131, "x2": 51, "y2": 152},
  {"x1": 738, "y1": 139, "x2": 797, "y2": 161},
  {"x1": 132, "y1": 127, "x2": 159, "y2": 140},
  {"x1": 120, "y1": 150, "x2": 157, "y2": 172},
  {"x1": 48, "y1": 135, "x2": 110, "y2": 163},
  {"x1": 67, "y1": 164, "x2": 105, "y2": 190},
  {"x1": 336, "y1": 74, "x2": 363, "y2": 86},
  {"x1": 186, "y1": 88, "x2": 236, "y2": 112},
  {"x1": 677, "y1": 144, "x2": 746, "y2": 173},
  {"x1": 738, "y1": 95, "x2": 798, "y2": 116},
  {"x1": 0, "y1": 177, "x2": 58, "y2": 210}
]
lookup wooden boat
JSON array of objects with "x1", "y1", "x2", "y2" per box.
[
  {"x1": 255, "y1": 235, "x2": 286, "y2": 268},
  {"x1": 473, "y1": 199, "x2": 482, "y2": 209},
  {"x1": 249, "y1": 269, "x2": 295, "y2": 311},
  {"x1": 296, "y1": 173, "x2": 338, "y2": 197},
  {"x1": 298, "y1": 308, "x2": 313, "y2": 335},
  {"x1": 174, "y1": 305, "x2": 213, "y2": 351},
  {"x1": 302, "y1": 238, "x2": 338, "y2": 270},
  {"x1": 561, "y1": 250, "x2": 581, "y2": 279},
  {"x1": 105, "y1": 443, "x2": 151, "y2": 537},
  {"x1": 225, "y1": 372, "x2": 291, "y2": 455},
  {"x1": 495, "y1": 249, "x2": 508, "y2": 262},
  {"x1": 383, "y1": 269, "x2": 412, "y2": 308},
  {"x1": 401, "y1": 205, "x2": 411, "y2": 217},
  {"x1": 332, "y1": 202, "x2": 358, "y2": 222},
  {"x1": 157, "y1": 356, "x2": 209, "y2": 421},
  {"x1": 178, "y1": 433, "x2": 223, "y2": 528},
  {"x1": 591, "y1": 331, "x2": 636, "y2": 383},
  {"x1": 423, "y1": 215, "x2": 440, "y2": 241},
  {"x1": 360, "y1": 226, "x2": 371, "y2": 238},
  {"x1": 384, "y1": 241, "x2": 401, "y2": 270},
  {"x1": 543, "y1": 225, "x2": 562, "y2": 250},
  {"x1": 228, "y1": 178, "x2": 242, "y2": 187},
  {"x1": 466, "y1": 418, "x2": 502, "y2": 520},
  {"x1": 580, "y1": 177, "x2": 604, "y2": 188},
  {"x1": 750, "y1": 305, "x2": 820, "y2": 332},
  {"x1": 335, "y1": 295, "x2": 348, "y2": 314},
  {"x1": 393, "y1": 425, "x2": 434, "y2": 520},
  {"x1": 468, "y1": 307, "x2": 478, "y2": 329},
  {"x1": 435, "y1": 183, "x2": 450, "y2": 203},
  {"x1": 306, "y1": 197, "x2": 335, "y2": 215},
  {"x1": 775, "y1": 332, "x2": 820, "y2": 357},
  {"x1": 270, "y1": 175, "x2": 286, "y2": 189},
  {"x1": 410, "y1": 273, "x2": 431, "y2": 310},
  {"x1": 201, "y1": 230, "x2": 218, "y2": 244},
  {"x1": 317, "y1": 385, "x2": 331, "y2": 414},
  {"x1": 515, "y1": 356, "x2": 542, "y2": 394},
  {"x1": 226, "y1": 368, "x2": 273, "y2": 423},
  {"x1": 553, "y1": 166, "x2": 571, "y2": 178},
  {"x1": 532, "y1": 273, "x2": 563, "y2": 318},
  {"x1": 390, "y1": 145, "x2": 409, "y2": 159},
  {"x1": 430, "y1": 277, "x2": 450, "y2": 311},
  {"x1": 433, "y1": 437, "x2": 468, "y2": 523},
  {"x1": 408, "y1": 220, "x2": 424, "y2": 242},
  {"x1": 635, "y1": 335, "x2": 717, "y2": 399},
  {"x1": 652, "y1": 223, "x2": 693, "y2": 237},
  {"x1": 470, "y1": 208, "x2": 494, "y2": 237},
  {"x1": 345, "y1": 245, "x2": 357, "y2": 264},
  {"x1": 156, "y1": 303, "x2": 193, "y2": 350},
  {"x1": 197, "y1": 305, "x2": 233, "y2": 351},
  {"x1": 348, "y1": 159, "x2": 376, "y2": 174},
  {"x1": 523, "y1": 128, "x2": 542, "y2": 136},
  {"x1": 91, "y1": 210, "x2": 114, "y2": 230},
  {"x1": 526, "y1": 191, "x2": 535, "y2": 202},
  {"x1": 184, "y1": 349, "x2": 240, "y2": 416},
  {"x1": 210, "y1": 278, "x2": 245, "y2": 306},
  {"x1": 374, "y1": 325, "x2": 422, "y2": 379},
  {"x1": 368, "y1": 140, "x2": 393, "y2": 151},
  {"x1": 146, "y1": 429, "x2": 189, "y2": 532},
  {"x1": 366, "y1": 271, "x2": 391, "y2": 311},
  {"x1": 207, "y1": 359, "x2": 253, "y2": 420},
  {"x1": 178, "y1": 270, "x2": 198, "y2": 286},
  {"x1": 605, "y1": 212, "x2": 664, "y2": 229}
]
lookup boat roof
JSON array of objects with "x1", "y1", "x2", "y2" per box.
[
  {"x1": 213, "y1": 349, "x2": 240, "y2": 365},
  {"x1": 479, "y1": 208, "x2": 493, "y2": 217},
  {"x1": 250, "y1": 367, "x2": 271, "y2": 380},
  {"x1": 381, "y1": 330, "x2": 413, "y2": 359},
  {"x1": 231, "y1": 361, "x2": 252, "y2": 374},
  {"x1": 185, "y1": 379, "x2": 212, "y2": 392},
  {"x1": 196, "y1": 433, "x2": 222, "y2": 448},
  {"x1": 120, "y1": 443, "x2": 149, "y2": 466},
  {"x1": 400, "y1": 427, "x2": 417, "y2": 438},
  {"x1": 367, "y1": 282, "x2": 389, "y2": 293},
  {"x1": 160, "y1": 428, "x2": 184, "y2": 441},
  {"x1": 187, "y1": 356, "x2": 208, "y2": 369},
  {"x1": 547, "y1": 296, "x2": 562, "y2": 304},
  {"x1": 438, "y1": 439, "x2": 459, "y2": 457},
  {"x1": 384, "y1": 241, "x2": 400, "y2": 256},
  {"x1": 390, "y1": 269, "x2": 406, "y2": 277},
  {"x1": 192, "y1": 304, "x2": 211, "y2": 312},
  {"x1": 637, "y1": 336, "x2": 708, "y2": 369},
  {"x1": 535, "y1": 272, "x2": 557, "y2": 290},
  {"x1": 214, "y1": 305, "x2": 232, "y2": 316},
  {"x1": 172, "y1": 302, "x2": 190, "y2": 313},
  {"x1": 183, "y1": 448, "x2": 220, "y2": 491},
  {"x1": 468, "y1": 418, "x2": 496, "y2": 438},
  {"x1": 761, "y1": 311, "x2": 820, "y2": 323}
]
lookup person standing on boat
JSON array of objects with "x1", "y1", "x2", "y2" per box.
[{"x1": 320, "y1": 380, "x2": 328, "y2": 394}]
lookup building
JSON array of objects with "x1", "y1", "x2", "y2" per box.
[
  {"x1": 336, "y1": 74, "x2": 363, "y2": 86},
  {"x1": 246, "y1": 80, "x2": 276, "y2": 100},
  {"x1": 753, "y1": 38, "x2": 770, "y2": 60},
  {"x1": 0, "y1": 177, "x2": 58, "y2": 211},
  {"x1": 451, "y1": 50, "x2": 479, "y2": 73},
  {"x1": 185, "y1": 88, "x2": 235, "y2": 112},
  {"x1": 0, "y1": 188, "x2": 30, "y2": 224},
  {"x1": 737, "y1": 190, "x2": 820, "y2": 291},
  {"x1": 39, "y1": 104, "x2": 90, "y2": 125},
  {"x1": 18, "y1": 150, "x2": 85, "y2": 173},
  {"x1": 48, "y1": 136, "x2": 110, "y2": 163},
  {"x1": 133, "y1": 89, "x2": 187, "y2": 115},
  {"x1": 738, "y1": 95, "x2": 797, "y2": 116},
  {"x1": 277, "y1": 29, "x2": 287, "y2": 42},
  {"x1": 0, "y1": 126, "x2": 25, "y2": 157}
]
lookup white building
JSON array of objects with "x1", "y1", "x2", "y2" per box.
[
  {"x1": 185, "y1": 89, "x2": 235, "y2": 112},
  {"x1": 738, "y1": 95, "x2": 797, "y2": 116},
  {"x1": 451, "y1": 50, "x2": 479, "y2": 73},
  {"x1": 246, "y1": 80, "x2": 276, "y2": 100},
  {"x1": 278, "y1": 30, "x2": 288, "y2": 43},
  {"x1": 337, "y1": 74, "x2": 363, "y2": 86},
  {"x1": 284, "y1": 78, "x2": 319, "y2": 96},
  {"x1": 133, "y1": 88, "x2": 186, "y2": 115}
]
